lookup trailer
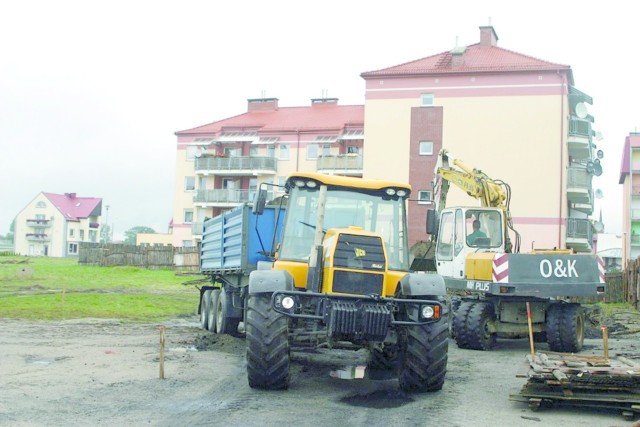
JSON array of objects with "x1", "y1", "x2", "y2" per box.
[{"x1": 198, "y1": 202, "x2": 284, "y2": 336}]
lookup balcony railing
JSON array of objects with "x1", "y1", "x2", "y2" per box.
[
  {"x1": 25, "y1": 233, "x2": 50, "y2": 242},
  {"x1": 567, "y1": 167, "x2": 592, "y2": 204},
  {"x1": 193, "y1": 189, "x2": 256, "y2": 205},
  {"x1": 26, "y1": 219, "x2": 51, "y2": 228},
  {"x1": 631, "y1": 235, "x2": 640, "y2": 246},
  {"x1": 194, "y1": 156, "x2": 276, "y2": 175},
  {"x1": 316, "y1": 154, "x2": 363, "y2": 176},
  {"x1": 565, "y1": 218, "x2": 592, "y2": 253}
]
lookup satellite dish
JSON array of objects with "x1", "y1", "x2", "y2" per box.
[
  {"x1": 593, "y1": 221, "x2": 604, "y2": 233},
  {"x1": 593, "y1": 163, "x2": 603, "y2": 176},
  {"x1": 595, "y1": 189, "x2": 604, "y2": 199},
  {"x1": 595, "y1": 131, "x2": 604, "y2": 141},
  {"x1": 586, "y1": 160, "x2": 595, "y2": 174},
  {"x1": 597, "y1": 149, "x2": 604, "y2": 159},
  {"x1": 575, "y1": 102, "x2": 588, "y2": 119},
  {"x1": 594, "y1": 158, "x2": 601, "y2": 165}
]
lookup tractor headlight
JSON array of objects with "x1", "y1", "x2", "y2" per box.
[
  {"x1": 421, "y1": 305, "x2": 435, "y2": 319},
  {"x1": 306, "y1": 181, "x2": 317, "y2": 188},
  {"x1": 294, "y1": 180, "x2": 306, "y2": 187},
  {"x1": 385, "y1": 188, "x2": 396, "y2": 196},
  {"x1": 281, "y1": 296, "x2": 295, "y2": 310},
  {"x1": 396, "y1": 189, "x2": 408, "y2": 197}
]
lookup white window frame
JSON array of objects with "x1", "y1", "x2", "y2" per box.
[
  {"x1": 418, "y1": 190, "x2": 433, "y2": 204},
  {"x1": 421, "y1": 93, "x2": 434, "y2": 107},
  {"x1": 184, "y1": 176, "x2": 195, "y2": 191},
  {"x1": 279, "y1": 144, "x2": 290, "y2": 160},
  {"x1": 419, "y1": 141, "x2": 434, "y2": 156},
  {"x1": 306, "y1": 143, "x2": 318, "y2": 160},
  {"x1": 184, "y1": 209, "x2": 194, "y2": 224},
  {"x1": 68, "y1": 243, "x2": 78, "y2": 254}
]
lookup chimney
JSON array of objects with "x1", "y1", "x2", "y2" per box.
[
  {"x1": 311, "y1": 98, "x2": 338, "y2": 107},
  {"x1": 65, "y1": 193, "x2": 77, "y2": 199},
  {"x1": 247, "y1": 98, "x2": 279, "y2": 112},
  {"x1": 479, "y1": 26, "x2": 498, "y2": 47}
]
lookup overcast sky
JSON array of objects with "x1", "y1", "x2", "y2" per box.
[{"x1": 0, "y1": 1, "x2": 634, "y2": 239}]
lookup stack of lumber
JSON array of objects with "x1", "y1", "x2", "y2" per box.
[{"x1": 511, "y1": 351, "x2": 640, "y2": 420}]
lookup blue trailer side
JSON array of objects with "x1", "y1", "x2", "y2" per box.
[{"x1": 198, "y1": 202, "x2": 284, "y2": 335}]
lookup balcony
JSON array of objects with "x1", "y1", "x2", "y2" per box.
[
  {"x1": 567, "y1": 117, "x2": 592, "y2": 161},
  {"x1": 25, "y1": 233, "x2": 50, "y2": 242},
  {"x1": 631, "y1": 235, "x2": 640, "y2": 247},
  {"x1": 26, "y1": 219, "x2": 51, "y2": 228},
  {"x1": 566, "y1": 167, "x2": 592, "y2": 205},
  {"x1": 193, "y1": 189, "x2": 256, "y2": 207},
  {"x1": 316, "y1": 154, "x2": 363, "y2": 176},
  {"x1": 194, "y1": 156, "x2": 276, "y2": 176},
  {"x1": 565, "y1": 218, "x2": 592, "y2": 253},
  {"x1": 570, "y1": 189, "x2": 593, "y2": 215}
]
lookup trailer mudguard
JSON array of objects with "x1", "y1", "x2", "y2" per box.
[
  {"x1": 249, "y1": 269, "x2": 294, "y2": 295},
  {"x1": 399, "y1": 273, "x2": 446, "y2": 297}
]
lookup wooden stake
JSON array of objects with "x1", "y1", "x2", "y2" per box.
[
  {"x1": 526, "y1": 302, "x2": 535, "y2": 362},
  {"x1": 159, "y1": 326, "x2": 165, "y2": 379},
  {"x1": 601, "y1": 325, "x2": 609, "y2": 363}
]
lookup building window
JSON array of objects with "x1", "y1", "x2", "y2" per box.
[
  {"x1": 89, "y1": 230, "x2": 97, "y2": 242},
  {"x1": 182, "y1": 240, "x2": 194, "y2": 248},
  {"x1": 198, "y1": 176, "x2": 207, "y2": 190},
  {"x1": 347, "y1": 146, "x2": 359, "y2": 154},
  {"x1": 185, "y1": 176, "x2": 195, "y2": 191},
  {"x1": 322, "y1": 144, "x2": 331, "y2": 156},
  {"x1": 307, "y1": 144, "x2": 318, "y2": 160},
  {"x1": 184, "y1": 209, "x2": 194, "y2": 223},
  {"x1": 419, "y1": 141, "x2": 434, "y2": 155},
  {"x1": 68, "y1": 243, "x2": 78, "y2": 254},
  {"x1": 250, "y1": 146, "x2": 258, "y2": 156},
  {"x1": 69, "y1": 229, "x2": 75, "y2": 238},
  {"x1": 36, "y1": 201, "x2": 46, "y2": 208},
  {"x1": 224, "y1": 147, "x2": 241, "y2": 157},
  {"x1": 267, "y1": 145, "x2": 275, "y2": 158},
  {"x1": 279, "y1": 144, "x2": 290, "y2": 160},
  {"x1": 418, "y1": 190, "x2": 433, "y2": 204},
  {"x1": 80, "y1": 230, "x2": 85, "y2": 241},
  {"x1": 421, "y1": 93, "x2": 434, "y2": 106},
  {"x1": 186, "y1": 146, "x2": 198, "y2": 161}
]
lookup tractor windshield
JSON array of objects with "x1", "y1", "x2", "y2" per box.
[{"x1": 279, "y1": 186, "x2": 410, "y2": 271}]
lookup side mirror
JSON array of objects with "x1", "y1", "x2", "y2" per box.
[
  {"x1": 254, "y1": 188, "x2": 267, "y2": 215},
  {"x1": 426, "y1": 208, "x2": 438, "y2": 237}
]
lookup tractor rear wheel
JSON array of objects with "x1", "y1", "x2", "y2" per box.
[
  {"x1": 246, "y1": 293, "x2": 290, "y2": 390},
  {"x1": 398, "y1": 300, "x2": 449, "y2": 392},
  {"x1": 207, "y1": 289, "x2": 220, "y2": 334},
  {"x1": 216, "y1": 287, "x2": 241, "y2": 336}
]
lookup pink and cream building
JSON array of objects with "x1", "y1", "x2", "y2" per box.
[
  {"x1": 361, "y1": 26, "x2": 599, "y2": 252},
  {"x1": 168, "y1": 26, "x2": 600, "y2": 253},
  {"x1": 619, "y1": 132, "x2": 640, "y2": 265}
]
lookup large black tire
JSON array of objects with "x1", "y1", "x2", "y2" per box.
[
  {"x1": 454, "y1": 301, "x2": 496, "y2": 350},
  {"x1": 397, "y1": 303, "x2": 449, "y2": 392},
  {"x1": 246, "y1": 293, "x2": 290, "y2": 390},
  {"x1": 452, "y1": 300, "x2": 474, "y2": 348},
  {"x1": 207, "y1": 289, "x2": 220, "y2": 334},
  {"x1": 546, "y1": 303, "x2": 584, "y2": 353},
  {"x1": 216, "y1": 287, "x2": 241, "y2": 336},
  {"x1": 200, "y1": 290, "x2": 211, "y2": 330}
]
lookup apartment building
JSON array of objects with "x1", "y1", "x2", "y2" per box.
[
  {"x1": 171, "y1": 98, "x2": 364, "y2": 247},
  {"x1": 14, "y1": 192, "x2": 103, "y2": 257},
  {"x1": 619, "y1": 132, "x2": 640, "y2": 265},
  {"x1": 361, "y1": 25, "x2": 602, "y2": 251}
]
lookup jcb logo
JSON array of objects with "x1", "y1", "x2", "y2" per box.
[{"x1": 354, "y1": 247, "x2": 366, "y2": 258}]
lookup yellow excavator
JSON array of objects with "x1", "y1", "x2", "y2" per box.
[{"x1": 423, "y1": 149, "x2": 605, "y2": 352}]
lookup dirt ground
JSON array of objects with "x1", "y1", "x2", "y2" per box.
[{"x1": 1, "y1": 312, "x2": 639, "y2": 427}]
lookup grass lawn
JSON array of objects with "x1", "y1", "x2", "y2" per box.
[{"x1": 0, "y1": 255, "x2": 201, "y2": 322}]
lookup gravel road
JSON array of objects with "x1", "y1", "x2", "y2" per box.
[{"x1": 1, "y1": 316, "x2": 638, "y2": 427}]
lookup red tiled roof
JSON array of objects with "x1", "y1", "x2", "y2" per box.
[
  {"x1": 361, "y1": 43, "x2": 570, "y2": 78},
  {"x1": 176, "y1": 104, "x2": 364, "y2": 136},
  {"x1": 43, "y1": 193, "x2": 102, "y2": 221}
]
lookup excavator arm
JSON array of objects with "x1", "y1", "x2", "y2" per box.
[{"x1": 432, "y1": 149, "x2": 520, "y2": 253}]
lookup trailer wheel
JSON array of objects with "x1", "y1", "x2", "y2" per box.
[
  {"x1": 397, "y1": 299, "x2": 449, "y2": 392},
  {"x1": 207, "y1": 289, "x2": 220, "y2": 334},
  {"x1": 200, "y1": 290, "x2": 212, "y2": 330},
  {"x1": 546, "y1": 303, "x2": 584, "y2": 353},
  {"x1": 452, "y1": 300, "x2": 474, "y2": 349},
  {"x1": 216, "y1": 287, "x2": 241, "y2": 336},
  {"x1": 466, "y1": 301, "x2": 497, "y2": 350},
  {"x1": 246, "y1": 293, "x2": 290, "y2": 390}
]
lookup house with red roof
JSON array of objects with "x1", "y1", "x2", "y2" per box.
[
  {"x1": 361, "y1": 25, "x2": 600, "y2": 253},
  {"x1": 168, "y1": 97, "x2": 364, "y2": 247},
  {"x1": 14, "y1": 192, "x2": 103, "y2": 257},
  {"x1": 163, "y1": 25, "x2": 601, "y2": 254}
]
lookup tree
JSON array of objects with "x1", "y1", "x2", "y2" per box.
[
  {"x1": 123, "y1": 226, "x2": 156, "y2": 245},
  {"x1": 100, "y1": 224, "x2": 112, "y2": 244},
  {"x1": 2, "y1": 220, "x2": 15, "y2": 242}
]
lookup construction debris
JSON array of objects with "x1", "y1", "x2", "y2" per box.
[{"x1": 511, "y1": 350, "x2": 640, "y2": 420}]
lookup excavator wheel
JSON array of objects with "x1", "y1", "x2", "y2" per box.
[
  {"x1": 397, "y1": 299, "x2": 449, "y2": 392},
  {"x1": 246, "y1": 293, "x2": 290, "y2": 390},
  {"x1": 466, "y1": 302, "x2": 497, "y2": 350},
  {"x1": 546, "y1": 303, "x2": 584, "y2": 353},
  {"x1": 452, "y1": 300, "x2": 474, "y2": 348}
]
